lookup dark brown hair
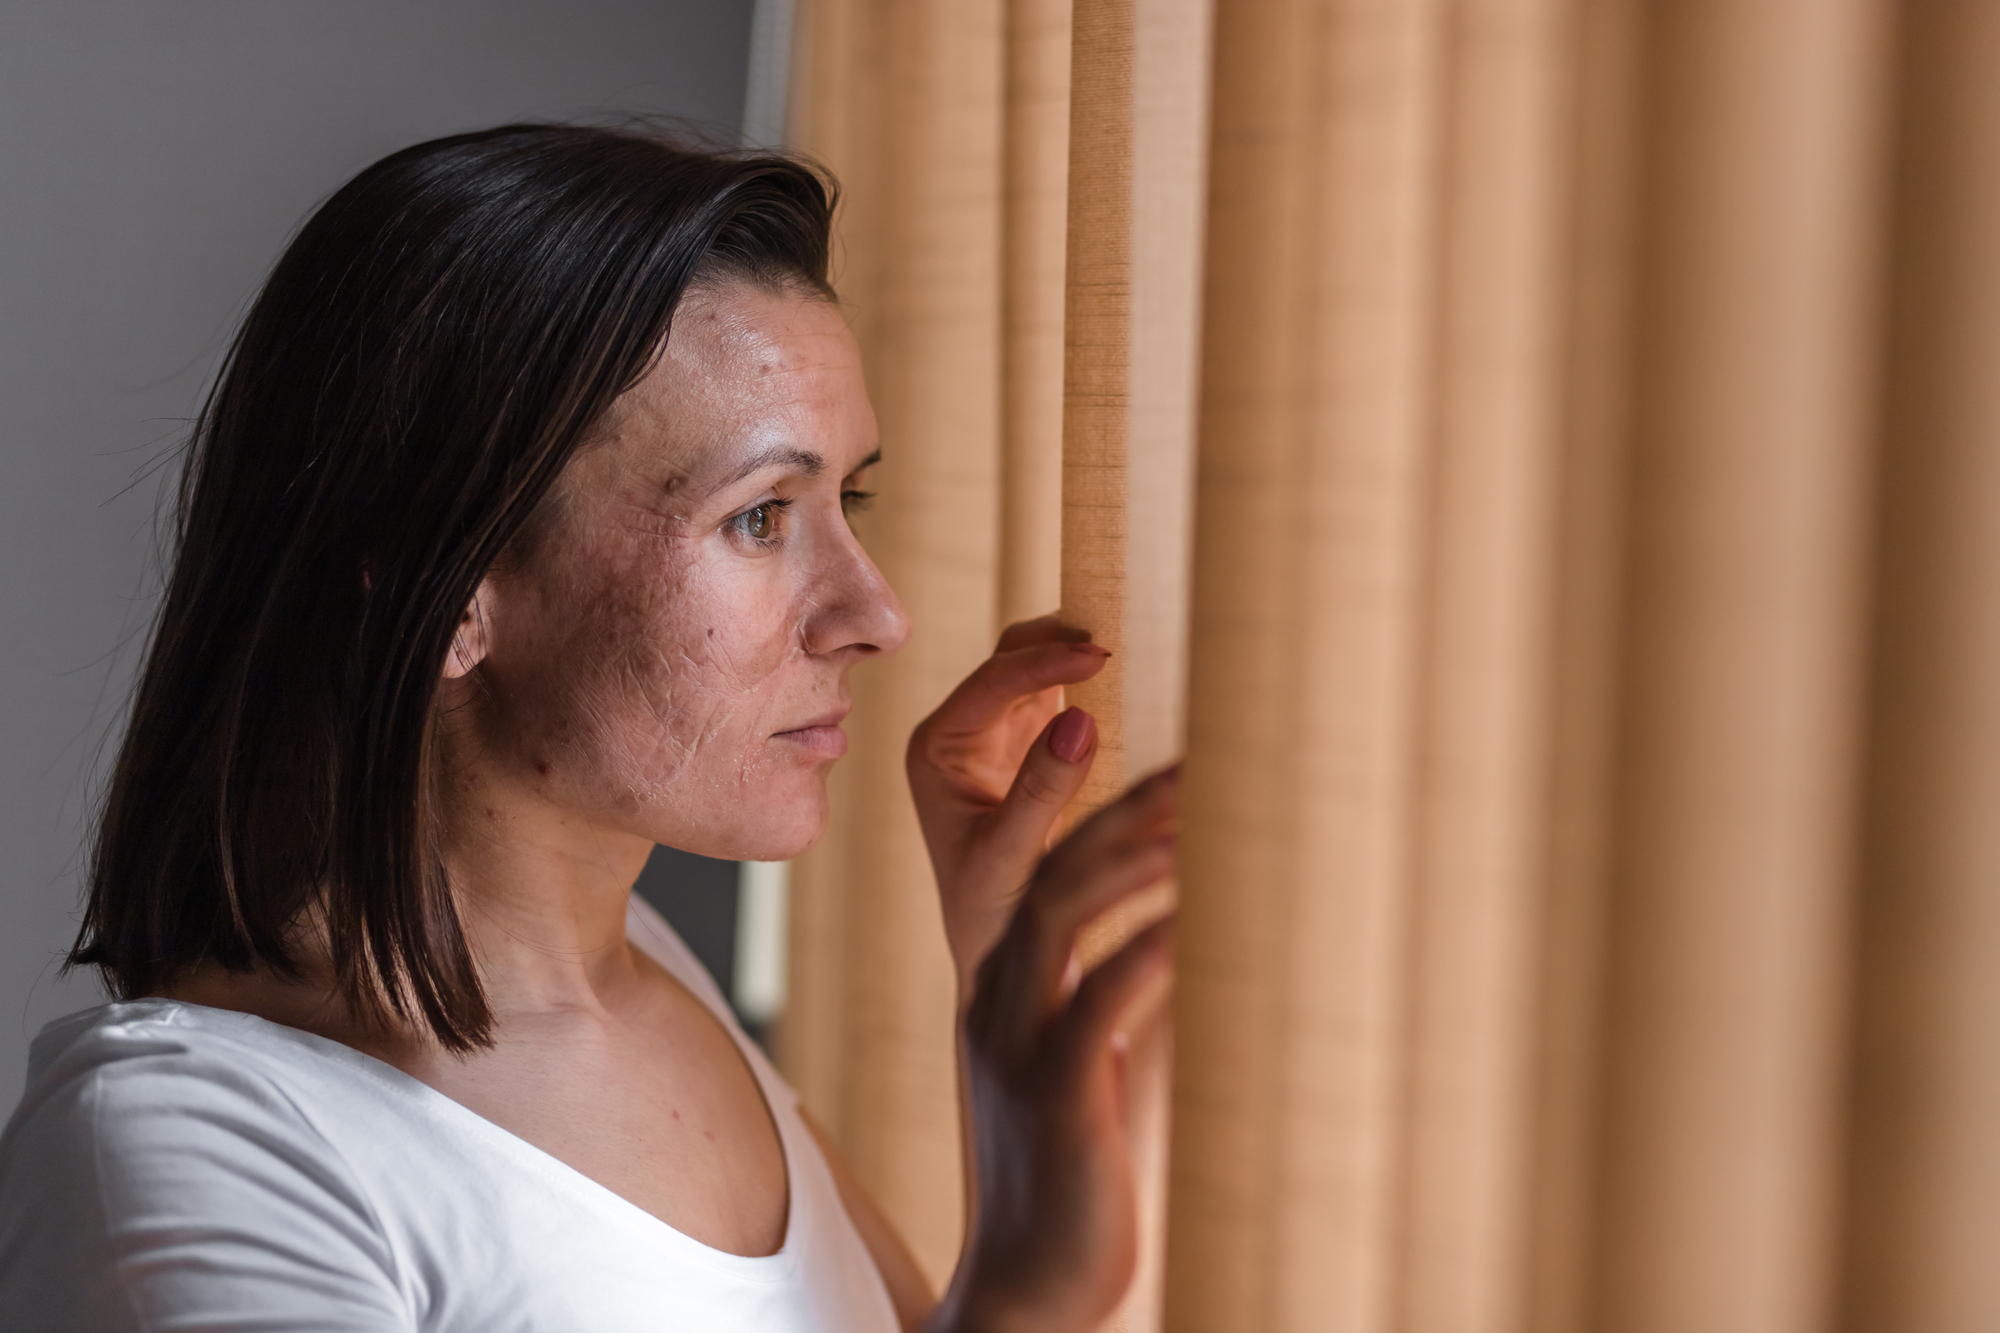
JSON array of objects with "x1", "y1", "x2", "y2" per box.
[{"x1": 69, "y1": 123, "x2": 837, "y2": 1050}]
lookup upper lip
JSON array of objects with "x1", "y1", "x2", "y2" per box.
[{"x1": 778, "y1": 704, "x2": 851, "y2": 733}]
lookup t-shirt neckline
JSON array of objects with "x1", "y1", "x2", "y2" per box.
[{"x1": 77, "y1": 917, "x2": 801, "y2": 1282}]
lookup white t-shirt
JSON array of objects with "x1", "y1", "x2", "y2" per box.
[{"x1": 0, "y1": 896, "x2": 902, "y2": 1332}]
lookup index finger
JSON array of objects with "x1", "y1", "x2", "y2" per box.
[
  {"x1": 995, "y1": 614, "x2": 1094, "y2": 654},
  {"x1": 919, "y1": 641, "x2": 1110, "y2": 740}
]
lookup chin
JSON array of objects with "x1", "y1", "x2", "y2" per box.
[
  {"x1": 746, "y1": 787, "x2": 829, "y2": 861},
  {"x1": 698, "y1": 775, "x2": 828, "y2": 863}
]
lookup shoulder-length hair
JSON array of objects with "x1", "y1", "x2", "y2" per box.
[{"x1": 70, "y1": 124, "x2": 837, "y2": 1050}]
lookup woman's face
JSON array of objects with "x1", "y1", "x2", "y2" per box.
[{"x1": 453, "y1": 280, "x2": 908, "y2": 862}]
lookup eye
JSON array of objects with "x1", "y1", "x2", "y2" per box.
[
  {"x1": 728, "y1": 497, "x2": 792, "y2": 548},
  {"x1": 840, "y1": 488, "x2": 876, "y2": 516}
]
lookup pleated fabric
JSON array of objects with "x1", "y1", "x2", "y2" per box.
[{"x1": 778, "y1": 2, "x2": 2000, "y2": 1328}]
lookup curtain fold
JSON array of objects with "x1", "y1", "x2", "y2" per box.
[
  {"x1": 1839, "y1": 3, "x2": 2000, "y2": 1329},
  {"x1": 1589, "y1": 3, "x2": 1893, "y2": 1329}
]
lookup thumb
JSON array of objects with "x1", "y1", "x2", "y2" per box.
[{"x1": 981, "y1": 707, "x2": 1097, "y2": 871}]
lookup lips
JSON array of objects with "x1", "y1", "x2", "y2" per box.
[
  {"x1": 773, "y1": 704, "x2": 851, "y2": 758},
  {"x1": 781, "y1": 704, "x2": 851, "y2": 732}
]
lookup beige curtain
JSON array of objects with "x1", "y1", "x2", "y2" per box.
[
  {"x1": 782, "y1": 0, "x2": 2000, "y2": 1327},
  {"x1": 1170, "y1": 0, "x2": 2000, "y2": 1331}
]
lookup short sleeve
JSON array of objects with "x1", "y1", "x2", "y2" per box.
[{"x1": 0, "y1": 1031, "x2": 414, "y2": 1332}]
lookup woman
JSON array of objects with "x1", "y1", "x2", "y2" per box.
[{"x1": 0, "y1": 125, "x2": 1175, "y2": 1331}]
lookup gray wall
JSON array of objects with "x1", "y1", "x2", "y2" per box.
[{"x1": 0, "y1": 0, "x2": 754, "y2": 1098}]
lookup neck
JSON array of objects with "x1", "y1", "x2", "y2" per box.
[
  {"x1": 162, "y1": 765, "x2": 656, "y2": 1054},
  {"x1": 433, "y1": 762, "x2": 656, "y2": 1018}
]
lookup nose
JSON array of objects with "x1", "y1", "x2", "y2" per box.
[{"x1": 801, "y1": 522, "x2": 911, "y2": 659}]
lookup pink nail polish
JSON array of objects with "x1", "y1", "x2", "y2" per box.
[{"x1": 1050, "y1": 706, "x2": 1095, "y2": 763}]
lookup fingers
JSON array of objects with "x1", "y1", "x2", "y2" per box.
[
  {"x1": 962, "y1": 642, "x2": 1112, "y2": 727},
  {"x1": 917, "y1": 642, "x2": 1110, "y2": 743},
  {"x1": 971, "y1": 770, "x2": 1179, "y2": 1060},
  {"x1": 994, "y1": 614, "x2": 1093, "y2": 654},
  {"x1": 1053, "y1": 917, "x2": 1173, "y2": 1079},
  {"x1": 980, "y1": 706, "x2": 1097, "y2": 874},
  {"x1": 1018, "y1": 768, "x2": 1177, "y2": 1009},
  {"x1": 1028, "y1": 766, "x2": 1178, "y2": 925}
]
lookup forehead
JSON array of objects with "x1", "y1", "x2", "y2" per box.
[
  {"x1": 584, "y1": 283, "x2": 867, "y2": 478},
  {"x1": 665, "y1": 281, "x2": 854, "y2": 381}
]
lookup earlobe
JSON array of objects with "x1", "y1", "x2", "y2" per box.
[{"x1": 442, "y1": 581, "x2": 495, "y2": 679}]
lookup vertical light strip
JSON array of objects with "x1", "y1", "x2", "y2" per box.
[
  {"x1": 1059, "y1": 0, "x2": 1210, "y2": 811},
  {"x1": 1000, "y1": 0, "x2": 1073, "y2": 627},
  {"x1": 742, "y1": 0, "x2": 798, "y2": 147},
  {"x1": 733, "y1": 861, "x2": 791, "y2": 1024}
]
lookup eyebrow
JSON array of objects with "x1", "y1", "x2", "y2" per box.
[
  {"x1": 713, "y1": 444, "x2": 826, "y2": 494},
  {"x1": 710, "y1": 445, "x2": 883, "y2": 496}
]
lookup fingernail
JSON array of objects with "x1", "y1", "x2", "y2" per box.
[
  {"x1": 1067, "y1": 642, "x2": 1112, "y2": 657},
  {"x1": 1050, "y1": 706, "x2": 1095, "y2": 763}
]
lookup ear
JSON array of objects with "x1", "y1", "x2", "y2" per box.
[{"x1": 442, "y1": 580, "x2": 496, "y2": 680}]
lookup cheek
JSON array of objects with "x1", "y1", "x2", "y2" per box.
[{"x1": 534, "y1": 543, "x2": 805, "y2": 799}]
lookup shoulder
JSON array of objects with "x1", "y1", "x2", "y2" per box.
[
  {"x1": 0, "y1": 1001, "x2": 413, "y2": 1331},
  {"x1": 4, "y1": 1000, "x2": 358, "y2": 1184}
]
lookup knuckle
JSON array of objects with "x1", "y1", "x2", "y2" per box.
[{"x1": 1013, "y1": 760, "x2": 1069, "y2": 808}]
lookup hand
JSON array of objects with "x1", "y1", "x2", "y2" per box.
[
  {"x1": 907, "y1": 616, "x2": 1112, "y2": 1000},
  {"x1": 927, "y1": 768, "x2": 1178, "y2": 1333}
]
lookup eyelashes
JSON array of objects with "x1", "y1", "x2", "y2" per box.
[
  {"x1": 731, "y1": 498, "x2": 792, "y2": 547},
  {"x1": 726, "y1": 488, "x2": 878, "y2": 551}
]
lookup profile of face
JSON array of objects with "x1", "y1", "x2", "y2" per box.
[{"x1": 442, "y1": 281, "x2": 909, "y2": 864}]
